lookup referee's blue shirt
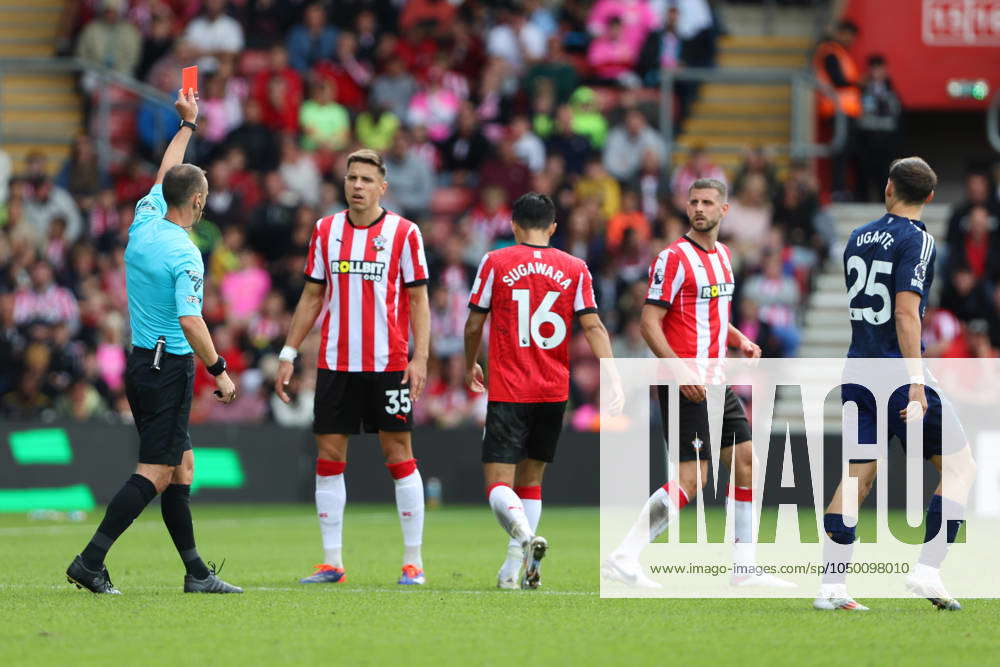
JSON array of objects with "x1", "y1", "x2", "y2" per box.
[{"x1": 124, "y1": 184, "x2": 204, "y2": 355}]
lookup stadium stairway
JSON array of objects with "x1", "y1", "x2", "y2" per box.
[
  {"x1": 0, "y1": 0, "x2": 79, "y2": 176},
  {"x1": 772, "y1": 203, "x2": 950, "y2": 431},
  {"x1": 674, "y1": 34, "x2": 813, "y2": 176}
]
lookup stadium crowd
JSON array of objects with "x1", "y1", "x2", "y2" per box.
[{"x1": 0, "y1": 0, "x2": 997, "y2": 429}]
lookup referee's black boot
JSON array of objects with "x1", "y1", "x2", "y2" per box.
[
  {"x1": 66, "y1": 555, "x2": 122, "y2": 594},
  {"x1": 184, "y1": 560, "x2": 243, "y2": 594}
]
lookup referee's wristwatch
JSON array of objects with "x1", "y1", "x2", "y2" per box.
[
  {"x1": 180, "y1": 120, "x2": 198, "y2": 132},
  {"x1": 207, "y1": 354, "x2": 227, "y2": 376}
]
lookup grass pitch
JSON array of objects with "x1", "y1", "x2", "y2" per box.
[{"x1": 2, "y1": 503, "x2": 998, "y2": 666}]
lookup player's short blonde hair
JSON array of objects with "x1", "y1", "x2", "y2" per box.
[{"x1": 346, "y1": 149, "x2": 386, "y2": 177}]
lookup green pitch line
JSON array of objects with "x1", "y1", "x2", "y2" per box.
[{"x1": 1, "y1": 504, "x2": 996, "y2": 667}]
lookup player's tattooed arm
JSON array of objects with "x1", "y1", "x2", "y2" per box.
[
  {"x1": 463, "y1": 310, "x2": 488, "y2": 393},
  {"x1": 155, "y1": 88, "x2": 199, "y2": 185},
  {"x1": 404, "y1": 284, "x2": 430, "y2": 400}
]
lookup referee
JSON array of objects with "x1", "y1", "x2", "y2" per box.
[{"x1": 65, "y1": 88, "x2": 241, "y2": 594}]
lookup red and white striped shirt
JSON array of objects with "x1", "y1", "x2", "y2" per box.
[
  {"x1": 304, "y1": 209, "x2": 429, "y2": 372},
  {"x1": 469, "y1": 243, "x2": 597, "y2": 403},
  {"x1": 646, "y1": 235, "x2": 735, "y2": 358}
]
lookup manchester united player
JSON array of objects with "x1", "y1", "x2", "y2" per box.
[
  {"x1": 464, "y1": 193, "x2": 623, "y2": 589},
  {"x1": 276, "y1": 149, "x2": 431, "y2": 586},
  {"x1": 602, "y1": 178, "x2": 792, "y2": 588}
]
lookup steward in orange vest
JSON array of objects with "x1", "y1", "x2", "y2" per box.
[{"x1": 814, "y1": 20, "x2": 862, "y2": 119}]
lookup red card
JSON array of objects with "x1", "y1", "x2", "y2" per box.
[{"x1": 181, "y1": 66, "x2": 198, "y2": 95}]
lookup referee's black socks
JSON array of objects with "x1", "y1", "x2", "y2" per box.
[
  {"x1": 161, "y1": 484, "x2": 210, "y2": 579},
  {"x1": 81, "y1": 474, "x2": 158, "y2": 570}
]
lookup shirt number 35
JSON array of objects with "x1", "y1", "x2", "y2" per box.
[{"x1": 385, "y1": 388, "x2": 412, "y2": 415}]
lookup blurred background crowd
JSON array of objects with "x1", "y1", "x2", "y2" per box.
[{"x1": 0, "y1": 0, "x2": 998, "y2": 429}]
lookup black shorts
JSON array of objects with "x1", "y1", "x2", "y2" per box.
[
  {"x1": 314, "y1": 369, "x2": 412, "y2": 434},
  {"x1": 482, "y1": 400, "x2": 566, "y2": 464},
  {"x1": 124, "y1": 347, "x2": 194, "y2": 466},
  {"x1": 656, "y1": 386, "x2": 752, "y2": 462}
]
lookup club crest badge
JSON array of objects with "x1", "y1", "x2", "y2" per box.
[{"x1": 372, "y1": 235, "x2": 387, "y2": 252}]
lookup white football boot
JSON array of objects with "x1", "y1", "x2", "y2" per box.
[
  {"x1": 813, "y1": 582, "x2": 869, "y2": 610},
  {"x1": 600, "y1": 553, "x2": 662, "y2": 589},
  {"x1": 906, "y1": 563, "x2": 961, "y2": 610}
]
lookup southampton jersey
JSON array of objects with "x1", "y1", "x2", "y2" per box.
[
  {"x1": 304, "y1": 209, "x2": 429, "y2": 372},
  {"x1": 845, "y1": 213, "x2": 935, "y2": 358},
  {"x1": 645, "y1": 235, "x2": 736, "y2": 358},
  {"x1": 468, "y1": 243, "x2": 597, "y2": 403}
]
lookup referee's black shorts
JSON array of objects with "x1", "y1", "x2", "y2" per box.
[{"x1": 124, "y1": 347, "x2": 194, "y2": 466}]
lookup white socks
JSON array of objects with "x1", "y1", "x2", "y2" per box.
[
  {"x1": 503, "y1": 486, "x2": 541, "y2": 572},
  {"x1": 388, "y1": 459, "x2": 424, "y2": 568},
  {"x1": 615, "y1": 485, "x2": 683, "y2": 560},
  {"x1": 731, "y1": 485, "x2": 755, "y2": 568},
  {"x1": 488, "y1": 483, "x2": 532, "y2": 545},
  {"x1": 315, "y1": 460, "x2": 347, "y2": 567}
]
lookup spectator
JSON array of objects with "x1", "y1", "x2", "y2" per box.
[
  {"x1": 75, "y1": 0, "x2": 142, "y2": 75},
  {"x1": 742, "y1": 251, "x2": 801, "y2": 356},
  {"x1": 734, "y1": 298, "x2": 783, "y2": 358},
  {"x1": 137, "y1": 4, "x2": 175, "y2": 81},
  {"x1": 314, "y1": 31, "x2": 371, "y2": 111},
  {"x1": 486, "y1": 4, "x2": 547, "y2": 76},
  {"x1": 670, "y1": 145, "x2": 726, "y2": 211},
  {"x1": 813, "y1": 20, "x2": 862, "y2": 201},
  {"x1": 439, "y1": 103, "x2": 492, "y2": 183},
  {"x1": 406, "y1": 64, "x2": 461, "y2": 143},
  {"x1": 199, "y1": 72, "x2": 244, "y2": 145},
  {"x1": 299, "y1": 77, "x2": 351, "y2": 151},
  {"x1": 203, "y1": 159, "x2": 246, "y2": 229},
  {"x1": 636, "y1": 149, "x2": 665, "y2": 220},
  {"x1": 278, "y1": 135, "x2": 321, "y2": 207},
  {"x1": 724, "y1": 173, "x2": 773, "y2": 269},
  {"x1": 947, "y1": 205, "x2": 1000, "y2": 282},
  {"x1": 555, "y1": 206, "x2": 606, "y2": 271},
  {"x1": 461, "y1": 186, "x2": 513, "y2": 263},
  {"x1": 225, "y1": 98, "x2": 281, "y2": 173},
  {"x1": 251, "y1": 44, "x2": 304, "y2": 114},
  {"x1": 220, "y1": 250, "x2": 271, "y2": 322},
  {"x1": 732, "y1": 146, "x2": 780, "y2": 202},
  {"x1": 545, "y1": 105, "x2": 593, "y2": 177},
  {"x1": 13, "y1": 260, "x2": 80, "y2": 334},
  {"x1": 576, "y1": 157, "x2": 621, "y2": 222},
  {"x1": 248, "y1": 171, "x2": 297, "y2": 262},
  {"x1": 400, "y1": 0, "x2": 456, "y2": 32},
  {"x1": 638, "y1": 4, "x2": 682, "y2": 87},
  {"x1": 270, "y1": 367, "x2": 315, "y2": 427},
  {"x1": 353, "y1": 9, "x2": 381, "y2": 66},
  {"x1": 22, "y1": 154, "x2": 84, "y2": 245},
  {"x1": 479, "y1": 140, "x2": 533, "y2": 205},
  {"x1": 939, "y1": 264, "x2": 992, "y2": 323},
  {"x1": 510, "y1": 115, "x2": 546, "y2": 174},
  {"x1": 382, "y1": 130, "x2": 435, "y2": 221},
  {"x1": 857, "y1": 55, "x2": 903, "y2": 202},
  {"x1": 587, "y1": 15, "x2": 642, "y2": 87},
  {"x1": 612, "y1": 315, "x2": 653, "y2": 358},
  {"x1": 286, "y1": 2, "x2": 338, "y2": 73},
  {"x1": 184, "y1": 0, "x2": 245, "y2": 66},
  {"x1": 568, "y1": 86, "x2": 609, "y2": 149},
  {"x1": 946, "y1": 170, "x2": 1000, "y2": 250},
  {"x1": 606, "y1": 189, "x2": 650, "y2": 253},
  {"x1": 773, "y1": 161, "x2": 824, "y2": 259},
  {"x1": 587, "y1": 0, "x2": 658, "y2": 59},
  {"x1": 524, "y1": 37, "x2": 580, "y2": 105},
  {"x1": 355, "y1": 103, "x2": 401, "y2": 152},
  {"x1": 1, "y1": 370, "x2": 50, "y2": 420},
  {"x1": 260, "y1": 72, "x2": 301, "y2": 133},
  {"x1": 370, "y1": 55, "x2": 418, "y2": 121},
  {"x1": 56, "y1": 134, "x2": 105, "y2": 203},
  {"x1": 145, "y1": 39, "x2": 197, "y2": 95},
  {"x1": 603, "y1": 109, "x2": 663, "y2": 182},
  {"x1": 236, "y1": 0, "x2": 285, "y2": 50}
]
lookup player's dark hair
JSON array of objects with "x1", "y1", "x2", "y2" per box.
[
  {"x1": 347, "y1": 148, "x2": 386, "y2": 177},
  {"x1": 867, "y1": 54, "x2": 886, "y2": 67},
  {"x1": 162, "y1": 163, "x2": 207, "y2": 208},
  {"x1": 512, "y1": 192, "x2": 556, "y2": 230},
  {"x1": 889, "y1": 157, "x2": 937, "y2": 204},
  {"x1": 688, "y1": 178, "x2": 728, "y2": 202}
]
